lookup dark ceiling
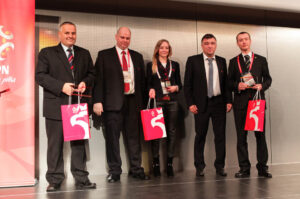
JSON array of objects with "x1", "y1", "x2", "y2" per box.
[{"x1": 36, "y1": 0, "x2": 300, "y2": 28}]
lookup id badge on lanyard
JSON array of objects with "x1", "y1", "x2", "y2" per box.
[
  {"x1": 238, "y1": 53, "x2": 256, "y2": 87},
  {"x1": 117, "y1": 49, "x2": 133, "y2": 84},
  {"x1": 123, "y1": 71, "x2": 132, "y2": 83},
  {"x1": 157, "y1": 61, "x2": 172, "y2": 94},
  {"x1": 161, "y1": 81, "x2": 171, "y2": 94}
]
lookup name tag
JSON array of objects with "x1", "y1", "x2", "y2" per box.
[
  {"x1": 241, "y1": 72, "x2": 255, "y2": 87},
  {"x1": 123, "y1": 71, "x2": 132, "y2": 83},
  {"x1": 161, "y1": 81, "x2": 171, "y2": 94}
]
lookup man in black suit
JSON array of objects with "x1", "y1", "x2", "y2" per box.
[
  {"x1": 36, "y1": 22, "x2": 96, "y2": 191},
  {"x1": 184, "y1": 34, "x2": 232, "y2": 177},
  {"x1": 228, "y1": 32, "x2": 272, "y2": 178},
  {"x1": 93, "y1": 27, "x2": 149, "y2": 183}
]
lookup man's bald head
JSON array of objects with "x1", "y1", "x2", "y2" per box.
[{"x1": 115, "y1": 27, "x2": 131, "y2": 50}]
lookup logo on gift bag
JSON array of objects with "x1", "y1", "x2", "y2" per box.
[
  {"x1": 150, "y1": 108, "x2": 166, "y2": 138},
  {"x1": 69, "y1": 104, "x2": 89, "y2": 139},
  {"x1": 249, "y1": 101, "x2": 260, "y2": 130},
  {"x1": 245, "y1": 99, "x2": 265, "y2": 132}
]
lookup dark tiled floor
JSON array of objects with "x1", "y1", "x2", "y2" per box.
[{"x1": 2, "y1": 164, "x2": 300, "y2": 199}]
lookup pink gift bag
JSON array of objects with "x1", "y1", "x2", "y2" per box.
[
  {"x1": 61, "y1": 97, "x2": 91, "y2": 141},
  {"x1": 244, "y1": 91, "x2": 265, "y2": 132},
  {"x1": 140, "y1": 98, "x2": 167, "y2": 141}
]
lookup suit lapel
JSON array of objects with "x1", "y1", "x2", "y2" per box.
[
  {"x1": 199, "y1": 54, "x2": 208, "y2": 91},
  {"x1": 251, "y1": 53, "x2": 258, "y2": 70},
  {"x1": 238, "y1": 53, "x2": 248, "y2": 73},
  {"x1": 111, "y1": 47, "x2": 124, "y2": 77},
  {"x1": 56, "y1": 44, "x2": 74, "y2": 79},
  {"x1": 216, "y1": 56, "x2": 223, "y2": 86},
  {"x1": 73, "y1": 46, "x2": 80, "y2": 76},
  {"x1": 129, "y1": 49, "x2": 138, "y2": 78}
]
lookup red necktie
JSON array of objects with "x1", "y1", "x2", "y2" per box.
[
  {"x1": 67, "y1": 48, "x2": 74, "y2": 70},
  {"x1": 122, "y1": 51, "x2": 130, "y2": 92}
]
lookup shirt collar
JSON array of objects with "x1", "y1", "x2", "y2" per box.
[
  {"x1": 242, "y1": 51, "x2": 252, "y2": 58},
  {"x1": 115, "y1": 46, "x2": 128, "y2": 55},
  {"x1": 203, "y1": 53, "x2": 215, "y2": 61},
  {"x1": 61, "y1": 43, "x2": 73, "y2": 53}
]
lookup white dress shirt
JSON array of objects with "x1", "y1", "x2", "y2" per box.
[
  {"x1": 61, "y1": 43, "x2": 74, "y2": 58},
  {"x1": 115, "y1": 46, "x2": 135, "y2": 94}
]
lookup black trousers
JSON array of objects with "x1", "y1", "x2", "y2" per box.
[
  {"x1": 45, "y1": 118, "x2": 89, "y2": 185},
  {"x1": 151, "y1": 100, "x2": 179, "y2": 159},
  {"x1": 103, "y1": 94, "x2": 143, "y2": 175},
  {"x1": 233, "y1": 108, "x2": 268, "y2": 172},
  {"x1": 194, "y1": 96, "x2": 226, "y2": 171}
]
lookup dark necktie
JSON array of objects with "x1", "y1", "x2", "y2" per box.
[
  {"x1": 122, "y1": 51, "x2": 130, "y2": 92},
  {"x1": 207, "y1": 58, "x2": 214, "y2": 98},
  {"x1": 244, "y1": 55, "x2": 250, "y2": 70}
]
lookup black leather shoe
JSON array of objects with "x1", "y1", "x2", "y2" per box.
[
  {"x1": 235, "y1": 171, "x2": 250, "y2": 178},
  {"x1": 258, "y1": 171, "x2": 272, "y2": 178},
  {"x1": 196, "y1": 169, "x2": 204, "y2": 177},
  {"x1": 153, "y1": 164, "x2": 161, "y2": 177},
  {"x1": 167, "y1": 164, "x2": 174, "y2": 177},
  {"x1": 75, "y1": 181, "x2": 96, "y2": 190},
  {"x1": 131, "y1": 172, "x2": 150, "y2": 180},
  {"x1": 216, "y1": 169, "x2": 227, "y2": 177},
  {"x1": 46, "y1": 184, "x2": 60, "y2": 192},
  {"x1": 152, "y1": 157, "x2": 161, "y2": 177},
  {"x1": 107, "y1": 174, "x2": 120, "y2": 183},
  {"x1": 166, "y1": 157, "x2": 174, "y2": 177}
]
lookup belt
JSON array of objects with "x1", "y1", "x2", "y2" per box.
[
  {"x1": 157, "y1": 95, "x2": 170, "y2": 101},
  {"x1": 207, "y1": 95, "x2": 221, "y2": 100},
  {"x1": 125, "y1": 94, "x2": 135, "y2": 97}
]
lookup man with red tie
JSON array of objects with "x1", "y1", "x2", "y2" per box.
[
  {"x1": 36, "y1": 21, "x2": 96, "y2": 192},
  {"x1": 228, "y1": 32, "x2": 272, "y2": 178},
  {"x1": 93, "y1": 27, "x2": 149, "y2": 182}
]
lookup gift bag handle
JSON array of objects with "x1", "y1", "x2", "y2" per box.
[
  {"x1": 146, "y1": 98, "x2": 157, "y2": 109},
  {"x1": 253, "y1": 90, "x2": 261, "y2": 101},
  {"x1": 68, "y1": 92, "x2": 81, "y2": 108}
]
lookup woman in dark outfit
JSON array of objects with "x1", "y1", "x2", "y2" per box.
[{"x1": 147, "y1": 39, "x2": 182, "y2": 177}]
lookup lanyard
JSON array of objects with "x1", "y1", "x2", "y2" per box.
[
  {"x1": 237, "y1": 52, "x2": 254, "y2": 74},
  {"x1": 116, "y1": 49, "x2": 131, "y2": 69},
  {"x1": 156, "y1": 61, "x2": 172, "y2": 80}
]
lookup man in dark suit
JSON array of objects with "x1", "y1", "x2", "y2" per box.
[
  {"x1": 93, "y1": 27, "x2": 149, "y2": 183},
  {"x1": 228, "y1": 32, "x2": 272, "y2": 178},
  {"x1": 184, "y1": 34, "x2": 232, "y2": 177},
  {"x1": 36, "y1": 21, "x2": 96, "y2": 191}
]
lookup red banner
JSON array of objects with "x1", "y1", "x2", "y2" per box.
[{"x1": 0, "y1": 0, "x2": 35, "y2": 187}]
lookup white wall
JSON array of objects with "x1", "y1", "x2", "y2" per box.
[{"x1": 35, "y1": 10, "x2": 300, "y2": 180}]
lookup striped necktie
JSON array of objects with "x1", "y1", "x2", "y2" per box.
[
  {"x1": 67, "y1": 48, "x2": 74, "y2": 70},
  {"x1": 244, "y1": 55, "x2": 250, "y2": 70}
]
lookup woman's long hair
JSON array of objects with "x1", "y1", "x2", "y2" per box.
[{"x1": 152, "y1": 39, "x2": 172, "y2": 74}]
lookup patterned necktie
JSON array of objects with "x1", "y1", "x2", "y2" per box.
[
  {"x1": 67, "y1": 48, "x2": 74, "y2": 70},
  {"x1": 207, "y1": 58, "x2": 214, "y2": 98},
  {"x1": 244, "y1": 55, "x2": 250, "y2": 70},
  {"x1": 122, "y1": 51, "x2": 130, "y2": 92}
]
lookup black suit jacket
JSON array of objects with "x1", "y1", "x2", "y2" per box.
[
  {"x1": 184, "y1": 53, "x2": 232, "y2": 113},
  {"x1": 93, "y1": 47, "x2": 146, "y2": 111},
  {"x1": 228, "y1": 53, "x2": 272, "y2": 110},
  {"x1": 35, "y1": 44, "x2": 95, "y2": 120},
  {"x1": 146, "y1": 60, "x2": 182, "y2": 100}
]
